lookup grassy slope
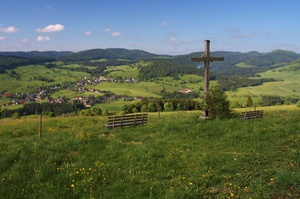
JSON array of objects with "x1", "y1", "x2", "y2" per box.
[
  {"x1": 227, "y1": 68, "x2": 300, "y2": 104},
  {"x1": 0, "y1": 109, "x2": 300, "y2": 198},
  {"x1": 0, "y1": 64, "x2": 88, "y2": 93}
]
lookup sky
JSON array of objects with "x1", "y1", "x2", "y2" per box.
[{"x1": 1, "y1": 0, "x2": 300, "y2": 55}]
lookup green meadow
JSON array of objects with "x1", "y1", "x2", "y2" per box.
[
  {"x1": 0, "y1": 64, "x2": 89, "y2": 93},
  {"x1": 0, "y1": 108, "x2": 300, "y2": 198},
  {"x1": 227, "y1": 68, "x2": 300, "y2": 104}
]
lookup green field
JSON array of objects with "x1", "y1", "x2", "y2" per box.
[
  {"x1": 1, "y1": 61, "x2": 300, "y2": 112},
  {"x1": 0, "y1": 108, "x2": 300, "y2": 198},
  {"x1": 227, "y1": 68, "x2": 300, "y2": 104},
  {"x1": 235, "y1": 62, "x2": 256, "y2": 68},
  {"x1": 0, "y1": 64, "x2": 89, "y2": 93}
]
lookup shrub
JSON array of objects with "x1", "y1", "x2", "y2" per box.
[
  {"x1": 164, "y1": 102, "x2": 174, "y2": 112},
  {"x1": 141, "y1": 104, "x2": 148, "y2": 112},
  {"x1": 12, "y1": 112, "x2": 20, "y2": 119},
  {"x1": 246, "y1": 96, "x2": 253, "y2": 107},
  {"x1": 48, "y1": 112, "x2": 55, "y2": 117},
  {"x1": 203, "y1": 86, "x2": 231, "y2": 119}
]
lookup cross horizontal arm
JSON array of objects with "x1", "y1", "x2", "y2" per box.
[{"x1": 189, "y1": 57, "x2": 224, "y2": 62}]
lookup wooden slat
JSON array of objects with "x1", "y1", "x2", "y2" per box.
[
  {"x1": 242, "y1": 110, "x2": 264, "y2": 119},
  {"x1": 105, "y1": 114, "x2": 148, "y2": 128},
  {"x1": 189, "y1": 57, "x2": 224, "y2": 62}
]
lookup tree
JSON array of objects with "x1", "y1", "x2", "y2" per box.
[
  {"x1": 12, "y1": 112, "x2": 20, "y2": 119},
  {"x1": 246, "y1": 96, "x2": 253, "y2": 107},
  {"x1": 121, "y1": 105, "x2": 129, "y2": 114},
  {"x1": 141, "y1": 104, "x2": 148, "y2": 112},
  {"x1": 203, "y1": 86, "x2": 231, "y2": 119},
  {"x1": 102, "y1": 108, "x2": 109, "y2": 116},
  {"x1": 147, "y1": 102, "x2": 156, "y2": 112},
  {"x1": 164, "y1": 102, "x2": 174, "y2": 112},
  {"x1": 92, "y1": 108, "x2": 102, "y2": 116},
  {"x1": 177, "y1": 103, "x2": 182, "y2": 111}
]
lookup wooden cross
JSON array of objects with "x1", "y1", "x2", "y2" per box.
[{"x1": 189, "y1": 40, "x2": 224, "y2": 117}]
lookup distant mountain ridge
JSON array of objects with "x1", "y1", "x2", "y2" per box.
[
  {"x1": 1, "y1": 48, "x2": 300, "y2": 73},
  {"x1": 61, "y1": 48, "x2": 159, "y2": 61},
  {"x1": 0, "y1": 51, "x2": 73, "y2": 58}
]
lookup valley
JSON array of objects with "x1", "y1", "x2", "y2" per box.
[{"x1": 1, "y1": 48, "x2": 300, "y2": 116}]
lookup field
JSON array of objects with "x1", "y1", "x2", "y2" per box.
[
  {"x1": 227, "y1": 68, "x2": 300, "y2": 104},
  {"x1": 1, "y1": 60, "x2": 300, "y2": 113},
  {"x1": 0, "y1": 107, "x2": 300, "y2": 198},
  {"x1": 0, "y1": 64, "x2": 88, "y2": 93}
]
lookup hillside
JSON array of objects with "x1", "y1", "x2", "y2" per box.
[
  {"x1": 1, "y1": 48, "x2": 299, "y2": 73},
  {"x1": 0, "y1": 110, "x2": 300, "y2": 198},
  {"x1": 60, "y1": 48, "x2": 159, "y2": 61},
  {"x1": 0, "y1": 51, "x2": 73, "y2": 58},
  {"x1": 1, "y1": 48, "x2": 300, "y2": 114}
]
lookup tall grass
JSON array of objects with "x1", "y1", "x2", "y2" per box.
[{"x1": 0, "y1": 110, "x2": 300, "y2": 198}]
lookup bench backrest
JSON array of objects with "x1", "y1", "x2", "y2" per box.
[
  {"x1": 106, "y1": 113, "x2": 148, "y2": 128},
  {"x1": 242, "y1": 110, "x2": 264, "y2": 119}
]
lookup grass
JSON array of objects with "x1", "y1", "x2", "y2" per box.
[
  {"x1": 0, "y1": 64, "x2": 89, "y2": 93},
  {"x1": 0, "y1": 109, "x2": 300, "y2": 198},
  {"x1": 229, "y1": 68, "x2": 300, "y2": 103},
  {"x1": 235, "y1": 63, "x2": 256, "y2": 68}
]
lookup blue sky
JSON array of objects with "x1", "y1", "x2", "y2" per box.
[{"x1": 1, "y1": 0, "x2": 300, "y2": 55}]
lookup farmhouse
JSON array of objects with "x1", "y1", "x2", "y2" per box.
[{"x1": 180, "y1": 88, "x2": 193, "y2": 94}]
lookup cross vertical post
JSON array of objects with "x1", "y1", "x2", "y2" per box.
[
  {"x1": 204, "y1": 40, "x2": 210, "y2": 93},
  {"x1": 189, "y1": 40, "x2": 224, "y2": 118}
]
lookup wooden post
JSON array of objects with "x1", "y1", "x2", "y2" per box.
[
  {"x1": 39, "y1": 115, "x2": 42, "y2": 138},
  {"x1": 157, "y1": 103, "x2": 161, "y2": 119},
  {"x1": 204, "y1": 40, "x2": 210, "y2": 94},
  {"x1": 204, "y1": 40, "x2": 210, "y2": 117},
  {"x1": 254, "y1": 102, "x2": 257, "y2": 111}
]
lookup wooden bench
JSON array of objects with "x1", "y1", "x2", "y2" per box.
[
  {"x1": 104, "y1": 113, "x2": 148, "y2": 129},
  {"x1": 241, "y1": 110, "x2": 264, "y2": 119}
]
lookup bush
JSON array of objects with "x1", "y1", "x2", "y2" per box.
[
  {"x1": 164, "y1": 102, "x2": 174, "y2": 112},
  {"x1": 203, "y1": 86, "x2": 231, "y2": 119},
  {"x1": 297, "y1": 101, "x2": 300, "y2": 108},
  {"x1": 48, "y1": 112, "x2": 55, "y2": 117},
  {"x1": 12, "y1": 112, "x2": 20, "y2": 119}
]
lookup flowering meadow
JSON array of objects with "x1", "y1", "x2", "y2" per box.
[{"x1": 0, "y1": 109, "x2": 300, "y2": 198}]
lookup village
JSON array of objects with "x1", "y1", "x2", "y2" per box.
[{"x1": 1, "y1": 75, "x2": 193, "y2": 108}]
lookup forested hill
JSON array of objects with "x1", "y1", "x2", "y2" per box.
[
  {"x1": 0, "y1": 51, "x2": 73, "y2": 58},
  {"x1": 0, "y1": 54, "x2": 56, "y2": 73},
  {"x1": 1, "y1": 48, "x2": 300, "y2": 77},
  {"x1": 137, "y1": 50, "x2": 300, "y2": 79},
  {"x1": 60, "y1": 48, "x2": 160, "y2": 61},
  {"x1": 179, "y1": 50, "x2": 300, "y2": 68},
  {"x1": 1, "y1": 48, "x2": 299, "y2": 66}
]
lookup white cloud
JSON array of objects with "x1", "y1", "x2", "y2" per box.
[
  {"x1": 103, "y1": 28, "x2": 111, "y2": 32},
  {"x1": 36, "y1": 24, "x2": 64, "y2": 32},
  {"x1": 161, "y1": 21, "x2": 169, "y2": 27},
  {"x1": 37, "y1": 36, "x2": 50, "y2": 42},
  {"x1": 169, "y1": 37, "x2": 177, "y2": 43},
  {"x1": 0, "y1": 36, "x2": 7, "y2": 40},
  {"x1": 111, "y1": 32, "x2": 122, "y2": 37},
  {"x1": 84, "y1": 31, "x2": 92, "y2": 36},
  {"x1": 231, "y1": 34, "x2": 253, "y2": 39},
  {"x1": 133, "y1": 43, "x2": 142, "y2": 47},
  {"x1": 0, "y1": 26, "x2": 19, "y2": 33},
  {"x1": 20, "y1": 38, "x2": 29, "y2": 43}
]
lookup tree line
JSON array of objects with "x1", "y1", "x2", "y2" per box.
[
  {"x1": 0, "y1": 102, "x2": 85, "y2": 119},
  {"x1": 121, "y1": 98, "x2": 201, "y2": 114}
]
